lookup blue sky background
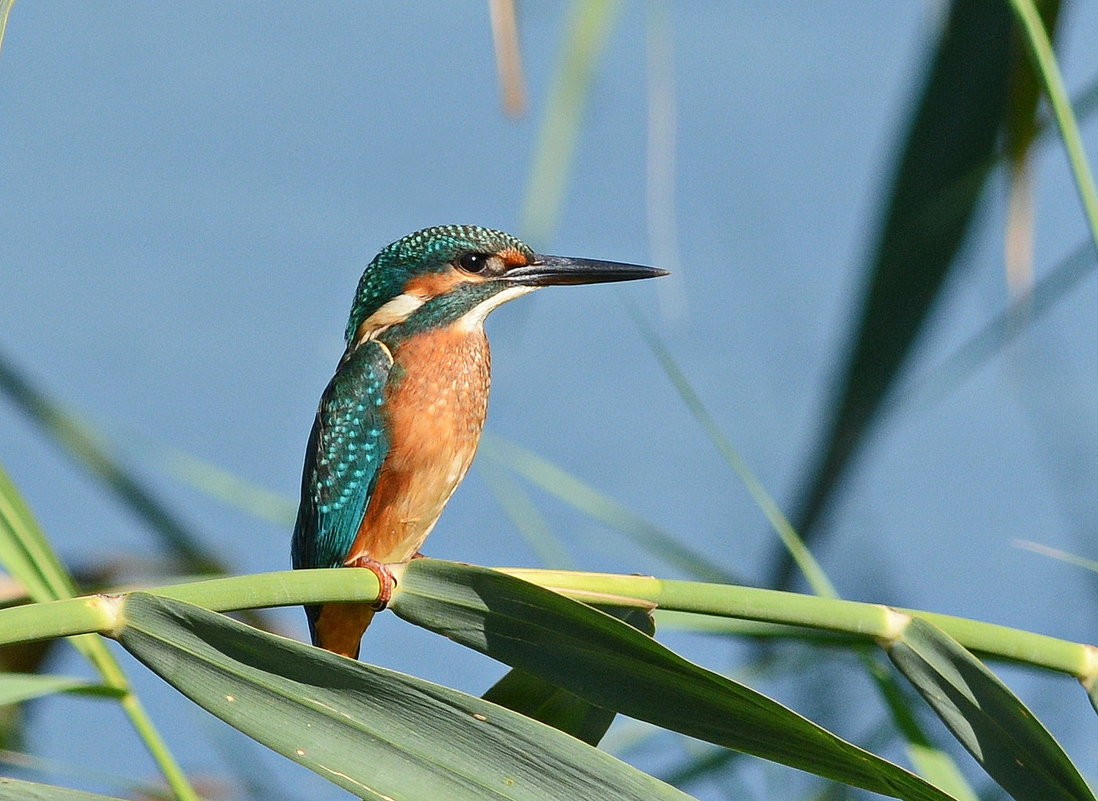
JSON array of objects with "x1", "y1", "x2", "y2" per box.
[{"x1": 2, "y1": 3, "x2": 1098, "y2": 798}]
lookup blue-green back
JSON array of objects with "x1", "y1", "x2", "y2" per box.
[{"x1": 291, "y1": 339, "x2": 392, "y2": 578}]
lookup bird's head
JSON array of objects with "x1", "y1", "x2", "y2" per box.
[{"x1": 345, "y1": 225, "x2": 666, "y2": 345}]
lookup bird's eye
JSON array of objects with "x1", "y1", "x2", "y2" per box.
[{"x1": 457, "y1": 253, "x2": 489, "y2": 273}]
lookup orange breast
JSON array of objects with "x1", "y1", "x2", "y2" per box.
[{"x1": 344, "y1": 325, "x2": 491, "y2": 565}]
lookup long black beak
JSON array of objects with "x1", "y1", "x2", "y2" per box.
[{"x1": 505, "y1": 254, "x2": 668, "y2": 287}]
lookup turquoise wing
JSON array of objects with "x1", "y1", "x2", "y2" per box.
[{"x1": 291, "y1": 340, "x2": 392, "y2": 581}]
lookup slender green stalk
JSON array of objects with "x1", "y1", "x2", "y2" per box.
[
  {"x1": 0, "y1": 569, "x2": 382, "y2": 647},
  {"x1": 4, "y1": 565, "x2": 1094, "y2": 686},
  {"x1": 1008, "y1": 0, "x2": 1098, "y2": 257},
  {"x1": 0, "y1": 467, "x2": 200, "y2": 801},
  {"x1": 480, "y1": 433, "x2": 741, "y2": 584},
  {"x1": 0, "y1": 0, "x2": 14, "y2": 56},
  {"x1": 498, "y1": 568, "x2": 1098, "y2": 682},
  {"x1": 1015, "y1": 539, "x2": 1098, "y2": 573},
  {"x1": 520, "y1": 0, "x2": 623, "y2": 246},
  {"x1": 477, "y1": 460, "x2": 576, "y2": 569},
  {"x1": 623, "y1": 297, "x2": 837, "y2": 597},
  {"x1": 153, "y1": 567, "x2": 382, "y2": 610},
  {"x1": 623, "y1": 302, "x2": 976, "y2": 794}
]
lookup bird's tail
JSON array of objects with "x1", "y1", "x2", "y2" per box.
[{"x1": 309, "y1": 602, "x2": 376, "y2": 660}]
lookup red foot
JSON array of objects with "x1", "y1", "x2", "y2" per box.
[{"x1": 345, "y1": 556, "x2": 396, "y2": 610}]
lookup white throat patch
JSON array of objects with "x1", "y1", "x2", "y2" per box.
[
  {"x1": 356, "y1": 293, "x2": 426, "y2": 343},
  {"x1": 456, "y1": 285, "x2": 538, "y2": 331}
]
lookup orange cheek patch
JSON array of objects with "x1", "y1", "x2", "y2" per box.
[
  {"x1": 404, "y1": 269, "x2": 470, "y2": 297},
  {"x1": 497, "y1": 247, "x2": 530, "y2": 266}
]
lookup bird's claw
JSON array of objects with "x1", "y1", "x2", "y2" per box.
[{"x1": 345, "y1": 557, "x2": 396, "y2": 610}]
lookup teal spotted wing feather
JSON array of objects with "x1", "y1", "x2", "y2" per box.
[{"x1": 292, "y1": 340, "x2": 392, "y2": 634}]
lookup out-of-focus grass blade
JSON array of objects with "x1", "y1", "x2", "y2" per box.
[
  {"x1": 391, "y1": 559, "x2": 959, "y2": 801},
  {"x1": 0, "y1": 0, "x2": 14, "y2": 56},
  {"x1": 854, "y1": 67, "x2": 1098, "y2": 421},
  {"x1": 0, "y1": 674, "x2": 122, "y2": 705},
  {"x1": 624, "y1": 300, "x2": 977, "y2": 799},
  {"x1": 779, "y1": 0, "x2": 1017, "y2": 587},
  {"x1": 483, "y1": 605, "x2": 653, "y2": 746},
  {"x1": 623, "y1": 296, "x2": 834, "y2": 596},
  {"x1": 477, "y1": 460, "x2": 575, "y2": 570},
  {"x1": 0, "y1": 777, "x2": 128, "y2": 801},
  {"x1": 0, "y1": 465, "x2": 77, "y2": 601},
  {"x1": 1014, "y1": 539, "x2": 1098, "y2": 574},
  {"x1": 479, "y1": 434, "x2": 741, "y2": 585},
  {"x1": 888, "y1": 618, "x2": 1095, "y2": 801},
  {"x1": 520, "y1": 0, "x2": 623, "y2": 246},
  {"x1": 0, "y1": 464, "x2": 198, "y2": 801},
  {"x1": 115, "y1": 592, "x2": 698, "y2": 801},
  {"x1": 120, "y1": 434, "x2": 295, "y2": 526},
  {"x1": 644, "y1": 0, "x2": 687, "y2": 321},
  {"x1": 1008, "y1": 0, "x2": 1098, "y2": 254},
  {"x1": 0, "y1": 749, "x2": 166, "y2": 799},
  {"x1": 901, "y1": 239, "x2": 1094, "y2": 412},
  {"x1": 488, "y1": 0, "x2": 526, "y2": 116},
  {"x1": 849, "y1": 65, "x2": 1098, "y2": 416},
  {"x1": 0, "y1": 349, "x2": 222, "y2": 574},
  {"x1": 1003, "y1": 2, "x2": 1061, "y2": 293}
]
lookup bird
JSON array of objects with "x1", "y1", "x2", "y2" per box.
[{"x1": 291, "y1": 224, "x2": 666, "y2": 658}]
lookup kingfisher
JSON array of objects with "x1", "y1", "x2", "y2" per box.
[{"x1": 291, "y1": 225, "x2": 666, "y2": 658}]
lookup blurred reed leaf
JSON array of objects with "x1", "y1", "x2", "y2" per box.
[
  {"x1": 1014, "y1": 539, "x2": 1098, "y2": 574},
  {"x1": 0, "y1": 747, "x2": 167, "y2": 801},
  {"x1": 488, "y1": 0, "x2": 526, "y2": 116},
  {"x1": 1003, "y1": 1, "x2": 1061, "y2": 293},
  {"x1": 861, "y1": 63, "x2": 1098, "y2": 412},
  {"x1": 0, "y1": 349, "x2": 223, "y2": 575},
  {"x1": 118, "y1": 435, "x2": 295, "y2": 526},
  {"x1": 1008, "y1": 0, "x2": 1098, "y2": 252},
  {"x1": 0, "y1": 776, "x2": 129, "y2": 801},
  {"x1": 0, "y1": 674, "x2": 122, "y2": 706},
  {"x1": 521, "y1": 0, "x2": 624, "y2": 247},
  {"x1": 0, "y1": 0, "x2": 13, "y2": 56},
  {"x1": 900, "y1": 239, "x2": 1094, "y2": 412},
  {"x1": 495, "y1": 566, "x2": 1098, "y2": 679},
  {"x1": 479, "y1": 433, "x2": 742, "y2": 585},
  {"x1": 623, "y1": 298, "x2": 977, "y2": 798},
  {"x1": 1005, "y1": 3, "x2": 1054, "y2": 166},
  {"x1": 0, "y1": 463, "x2": 199, "y2": 801},
  {"x1": 779, "y1": 0, "x2": 1019, "y2": 586},
  {"x1": 391, "y1": 559, "x2": 960, "y2": 801},
  {"x1": 476, "y1": 460, "x2": 575, "y2": 570},
  {"x1": 889, "y1": 617, "x2": 1096, "y2": 801},
  {"x1": 622, "y1": 296, "x2": 834, "y2": 596},
  {"x1": 483, "y1": 605, "x2": 653, "y2": 746},
  {"x1": 115, "y1": 591, "x2": 697, "y2": 801},
  {"x1": 817, "y1": 67, "x2": 1098, "y2": 439}
]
